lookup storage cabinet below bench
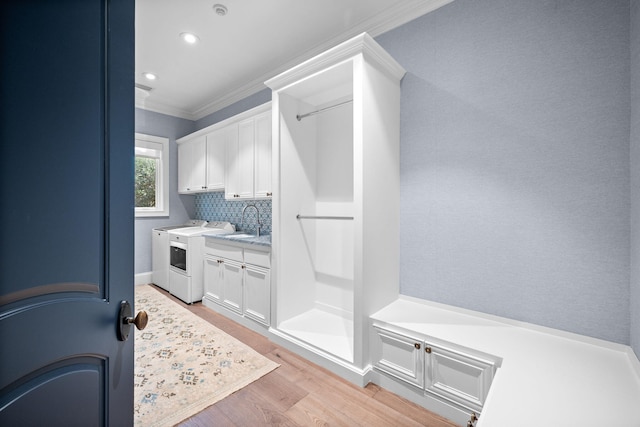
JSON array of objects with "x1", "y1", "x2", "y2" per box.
[{"x1": 371, "y1": 323, "x2": 500, "y2": 426}]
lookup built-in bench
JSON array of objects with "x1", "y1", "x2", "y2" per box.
[{"x1": 370, "y1": 296, "x2": 640, "y2": 427}]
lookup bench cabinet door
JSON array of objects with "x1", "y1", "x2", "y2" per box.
[
  {"x1": 424, "y1": 343, "x2": 496, "y2": 413},
  {"x1": 373, "y1": 326, "x2": 424, "y2": 389}
]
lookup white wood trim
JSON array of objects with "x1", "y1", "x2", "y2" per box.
[
  {"x1": 135, "y1": 133, "x2": 170, "y2": 217},
  {"x1": 134, "y1": 272, "x2": 152, "y2": 286},
  {"x1": 135, "y1": 98, "x2": 197, "y2": 121},
  {"x1": 265, "y1": 33, "x2": 405, "y2": 92}
]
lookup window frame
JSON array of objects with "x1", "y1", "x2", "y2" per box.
[{"x1": 135, "y1": 133, "x2": 169, "y2": 217}]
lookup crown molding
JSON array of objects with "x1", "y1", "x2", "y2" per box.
[
  {"x1": 135, "y1": 97, "x2": 197, "y2": 121},
  {"x1": 137, "y1": 0, "x2": 455, "y2": 121}
]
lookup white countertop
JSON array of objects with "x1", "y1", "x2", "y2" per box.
[
  {"x1": 203, "y1": 232, "x2": 271, "y2": 251},
  {"x1": 371, "y1": 296, "x2": 640, "y2": 427}
]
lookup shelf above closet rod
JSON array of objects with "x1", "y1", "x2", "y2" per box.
[
  {"x1": 296, "y1": 214, "x2": 354, "y2": 220},
  {"x1": 296, "y1": 99, "x2": 353, "y2": 121}
]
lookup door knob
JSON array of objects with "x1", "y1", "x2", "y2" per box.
[
  {"x1": 127, "y1": 310, "x2": 148, "y2": 330},
  {"x1": 117, "y1": 300, "x2": 148, "y2": 341}
]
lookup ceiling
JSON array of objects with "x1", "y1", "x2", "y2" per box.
[{"x1": 135, "y1": 0, "x2": 452, "y2": 121}]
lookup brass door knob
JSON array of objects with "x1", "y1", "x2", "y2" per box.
[
  {"x1": 126, "y1": 310, "x2": 148, "y2": 331},
  {"x1": 117, "y1": 300, "x2": 149, "y2": 341}
]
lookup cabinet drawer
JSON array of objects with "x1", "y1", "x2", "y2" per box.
[
  {"x1": 204, "y1": 239, "x2": 243, "y2": 262},
  {"x1": 244, "y1": 248, "x2": 270, "y2": 268}
]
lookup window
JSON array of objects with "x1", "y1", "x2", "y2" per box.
[{"x1": 135, "y1": 133, "x2": 169, "y2": 217}]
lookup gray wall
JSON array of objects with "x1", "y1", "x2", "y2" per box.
[
  {"x1": 134, "y1": 108, "x2": 195, "y2": 274},
  {"x1": 377, "y1": 0, "x2": 631, "y2": 344},
  {"x1": 631, "y1": 0, "x2": 640, "y2": 357}
]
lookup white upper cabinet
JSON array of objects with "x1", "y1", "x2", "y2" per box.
[
  {"x1": 225, "y1": 107, "x2": 272, "y2": 200},
  {"x1": 253, "y1": 111, "x2": 272, "y2": 199},
  {"x1": 228, "y1": 118, "x2": 255, "y2": 199},
  {"x1": 177, "y1": 102, "x2": 271, "y2": 197},
  {"x1": 205, "y1": 126, "x2": 231, "y2": 192},
  {"x1": 178, "y1": 135, "x2": 206, "y2": 193}
]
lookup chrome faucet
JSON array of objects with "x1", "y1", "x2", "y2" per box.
[{"x1": 241, "y1": 204, "x2": 261, "y2": 237}]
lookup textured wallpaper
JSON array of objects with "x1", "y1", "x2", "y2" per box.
[{"x1": 377, "y1": 0, "x2": 631, "y2": 344}]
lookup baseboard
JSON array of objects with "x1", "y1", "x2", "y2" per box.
[
  {"x1": 135, "y1": 272, "x2": 152, "y2": 286},
  {"x1": 268, "y1": 327, "x2": 371, "y2": 387}
]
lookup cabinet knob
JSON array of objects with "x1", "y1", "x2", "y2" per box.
[
  {"x1": 414, "y1": 343, "x2": 421, "y2": 350},
  {"x1": 266, "y1": 192, "x2": 272, "y2": 197},
  {"x1": 241, "y1": 265, "x2": 246, "y2": 269},
  {"x1": 425, "y1": 346, "x2": 432, "y2": 354}
]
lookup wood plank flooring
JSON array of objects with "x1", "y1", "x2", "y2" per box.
[{"x1": 151, "y1": 287, "x2": 457, "y2": 427}]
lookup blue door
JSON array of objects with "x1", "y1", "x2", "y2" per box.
[{"x1": 0, "y1": 0, "x2": 135, "y2": 425}]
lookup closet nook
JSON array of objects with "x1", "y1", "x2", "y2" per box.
[{"x1": 266, "y1": 33, "x2": 405, "y2": 382}]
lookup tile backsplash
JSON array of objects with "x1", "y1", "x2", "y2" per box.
[{"x1": 194, "y1": 192, "x2": 272, "y2": 235}]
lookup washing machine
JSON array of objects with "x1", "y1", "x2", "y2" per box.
[
  {"x1": 151, "y1": 220, "x2": 207, "y2": 291},
  {"x1": 168, "y1": 221, "x2": 235, "y2": 303}
]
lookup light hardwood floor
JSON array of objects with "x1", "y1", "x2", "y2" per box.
[{"x1": 151, "y1": 287, "x2": 457, "y2": 427}]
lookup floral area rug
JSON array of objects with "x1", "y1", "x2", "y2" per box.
[{"x1": 134, "y1": 284, "x2": 279, "y2": 426}]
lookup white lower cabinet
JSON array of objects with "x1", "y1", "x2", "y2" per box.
[
  {"x1": 373, "y1": 324, "x2": 498, "y2": 416},
  {"x1": 203, "y1": 256, "x2": 223, "y2": 303},
  {"x1": 375, "y1": 327, "x2": 425, "y2": 389},
  {"x1": 203, "y1": 239, "x2": 270, "y2": 326},
  {"x1": 243, "y1": 264, "x2": 270, "y2": 325},
  {"x1": 221, "y1": 260, "x2": 243, "y2": 314}
]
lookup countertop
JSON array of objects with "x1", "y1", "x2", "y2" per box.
[
  {"x1": 371, "y1": 296, "x2": 640, "y2": 427},
  {"x1": 203, "y1": 232, "x2": 271, "y2": 249}
]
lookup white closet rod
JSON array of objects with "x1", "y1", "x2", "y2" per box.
[
  {"x1": 296, "y1": 214, "x2": 354, "y2": 220},
  {"x1": 296, "y1": 99, "x2": 353, "y2": 121}
]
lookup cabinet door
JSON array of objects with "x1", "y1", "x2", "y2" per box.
[
  {"x1": 236, "y1": 118, "x2": 255, "y2": 199},
  {"x1": 224, "y1": 124, "x2": 240, "y2": 199},
  {"x1": 424, "y1": 344, "x2": 496, "y2": 413},
  {"x1": 203, "y1": 255, "x2": 224, "y2": 304},
  {"x1": 254, "y1": 111, "x2": 272, "y2": 198},
  {"x1": 221, "y1": 260, "x2": 243, "y2": 314},
  {"x1": 178, "y1": 142, "x2": 191, "y2": 193},
  {"x1": 243, "y1": 264, "x2": 270, "y2": 325},
  {"x1": 178, "y1": 136, "x2": 206, "y2": 193},
  {"x1": 190, "y1": 136, "x2": 207, "y2": 191},
  {"x1": 206, "y1": 128, "x2": 229, "y2": 191},
  {"x1": 373, "y1": 326, "x2": 424, "y2": 389}
]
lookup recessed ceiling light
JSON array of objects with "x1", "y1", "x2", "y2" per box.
[
  {"x1": 143, "y1": 72, "x2": 157, "y2": 81},
  {"x1": 180, "y1": 32, "x2": 199, "y2": 44},
  {"x1": 213, "y1": 4, "x2": 227, "y2": 16}
]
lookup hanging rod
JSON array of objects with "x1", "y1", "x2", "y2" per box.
[
  {"x1": 296, "y1": 99, "x2": 353, "y2": 121},
  {"x1": 296, "y1": 214, "x2": 354, "y2": 220}
]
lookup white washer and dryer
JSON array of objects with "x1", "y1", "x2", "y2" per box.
[
  {"x1": 168, "y1": 221, "x2": 235, "y2": 303},
  {"x1": 151, "y1": 220, "x2": 207, "y2": 291},
  {"x1": 152, "y1": 220, "x2": 207, "y2": 291}
]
